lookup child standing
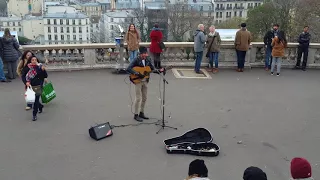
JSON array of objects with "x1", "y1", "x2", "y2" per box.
[{"x1": 271, "y1": 35, "x2": 287, "y2": 76}]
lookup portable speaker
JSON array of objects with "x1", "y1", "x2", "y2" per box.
[{"x1": 89, "y1": 122, "x2": 113, "y2": 141}]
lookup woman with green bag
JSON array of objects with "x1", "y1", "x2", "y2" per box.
[{"x1": 22, "y1": 56, "x2": 48, "y2": 121}]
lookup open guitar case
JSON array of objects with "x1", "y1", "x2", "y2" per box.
[{"x1": 164, "y1": 128, "x2": 220, "y2": 157}]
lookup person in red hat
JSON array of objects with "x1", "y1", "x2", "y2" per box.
[{"x1": 290, "y1": 157, "x2": 314, "y2": 180}]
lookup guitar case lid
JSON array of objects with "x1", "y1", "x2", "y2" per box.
[{"x1": 164, "y1": 128, "x2": 213, "y2": 146}]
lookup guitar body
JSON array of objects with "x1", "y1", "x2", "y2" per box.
[{"x1": 129, "y1": 66, "x2": 152, "y2": 84}]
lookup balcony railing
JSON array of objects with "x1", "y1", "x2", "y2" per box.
[{"x1": 18, "y1": 42, "x2": 320, "y2": 71}]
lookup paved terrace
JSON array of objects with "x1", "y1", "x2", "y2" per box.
[{"x1": 0, "y1": 69, "x2": 320, "y2": 180}]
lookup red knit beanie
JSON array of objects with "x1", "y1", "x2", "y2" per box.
[{"x1": 290, "y1": 157, "x2": 312, "y2": 179}]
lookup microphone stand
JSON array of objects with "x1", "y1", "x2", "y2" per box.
[{"x1": 155, "y1": 69, "x2": 178, "y2": 134}]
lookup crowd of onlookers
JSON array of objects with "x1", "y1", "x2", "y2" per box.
[
  {"x1": 186, "y1": 157, "x2": 313, "y2": 180},
  {"x1": 193, "y1": 23, "x2": 311, "y2": 76}
]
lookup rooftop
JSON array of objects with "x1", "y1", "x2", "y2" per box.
[
  {"x1": 44, "y1": 12, "x2": 88, "y2": 19},
  {"x1": 104, "y1": 10, "x2": 134, "y2": 18},
  {"x1": 0, "y1": 69, "x2": 320, "y2": 180}
]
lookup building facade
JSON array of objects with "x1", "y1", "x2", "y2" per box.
[
  {"x1": 0, "y1": 16, "x2": 23, "y2": 36},
  {"x1": 43, "y1": 13, "x2": 91, "y2": 44},
  {"x1": 7, "y1": 0, "x2": 42, "y2": 16},
  {"x1": 214, "y1": 0, "x2": 263, "y2": 23}
]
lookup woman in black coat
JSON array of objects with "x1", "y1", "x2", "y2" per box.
[
  {"x1": 0, "y1": 28, "x2": 20, "y2": 79},
  {"x1": 21, "y1": 55, "x2": 48, "y2": 121}
]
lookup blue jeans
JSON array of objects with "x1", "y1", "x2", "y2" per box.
[
  {"x1": 265, "y1": 46, "x2": 273, "y2": 68},
  {"x1": 209, "y1": 52, "x2": 219, "y2": 68},
  {"x1": 0, "y1": 57, "x2": 6, "y2": 81},
  {"x1": 271, "y1": 57, "x2": 282, "y2": 73},
  {"x1": 194, "y1": 52, "x2": 203, "y2": 73},
  {"x1": 129, "y1": 50, "x2": 138, "y2": 62},
  {"x1": 236, "y1": 50, "x2": 246, "y2": 69},
  {"x1": 33, "y1": 95, "x2": 43, "y2": 116}
]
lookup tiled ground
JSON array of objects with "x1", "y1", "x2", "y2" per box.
[{"x1": 0, "y1": 69, "x2": 320, "y2": 180}]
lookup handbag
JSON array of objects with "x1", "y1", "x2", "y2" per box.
[
  {"x1": 41, "y1": 82, "x2": 56, "y2": 104},
  {"x1": 206, "y1": 36, "x2": 216, "y2": 58},
  {"x1": 158, "y1": 41, "x2": 165, "y2": 50},
  {"x1": 32, "y1": 85, "x2": 43, "y2": 96}
]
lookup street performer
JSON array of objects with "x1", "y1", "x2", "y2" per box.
[{"x1": 127, "y1": 46, "x2": 164, "y2": 122}]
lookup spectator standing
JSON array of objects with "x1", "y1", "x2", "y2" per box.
[
  {"x1": 149, "y1": 24, "x2": 163, "y2": 69},
  {"x1": 125, "y1": 24, "x2": 140, "y2": 63},
  {"x1": 186, "y1": 159, "x2": 210, "y2": 180},
  {"x1": 0, "y1": 56, "x2": 11, "y2": 82},
  {"x1": 294, "y1": 26, "x2": 311, "y2": 71},
  {"x1": 243, "y1": 166, "x2": 268, "y2": 180},
  {"x1": 193, "y1": 24, "x2": 206, "y2": 74},
  {"x1": 206, "y1": 25, "x2": 221, "y2": 73},
  {"x1": 264, "y1": 24, "x2": 283, "y2": 71},
  {"x1": 271, "y1": 33, "x2": 287, "y2": 76},
  {"x1": 290, "y1": 157, "x2": 314, "y2": 180},
  {"x1": 0, "y1": 28, "x2": 20, "y2": 79},
  {"x1": 235, "y1": 23, "x2": 251, "y2": 72}
]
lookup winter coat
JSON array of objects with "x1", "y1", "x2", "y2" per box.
[
  {"x1": 235, "y1": 28, "x2": 252, "y2": 51},
  {"x1": 149, "y1": 28, "x2": 163, "y2": 53},
  {"x1": 0, "y1": 36, "x2": 20, "y2": 62},
  {"x1": 21, "y1": 64, "x2": 48, "y2": 87},
  {"x1": 126, "y1": 31, "x2": 140, "y2": 51},
  {"x1": 298, "y1": 32, "x2": 311, "y2": 48},
  {"x1": 206, "y1": 31, "x2": 221, "y2": 53},
  {"x1": 194, "y1": 30, "x2": 206, "y2": 52},
  {"x1": 271, "y1": 37, "x2": 287, "y2": 57},
  {"x1": 264, "y1": 30, "x2": 284, "y2": 47}
]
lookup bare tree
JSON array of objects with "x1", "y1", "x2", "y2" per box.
[{"x1": 130, "y1": 8, "x2": 149, "y2": 42}]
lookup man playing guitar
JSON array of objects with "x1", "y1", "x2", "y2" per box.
[{"x1": 127, "y1": 46, "x2": 164, "y2": 122}]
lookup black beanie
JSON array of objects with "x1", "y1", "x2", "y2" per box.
[
  {"x1": 241, "y1": 23, "x2": 247, "y2": 28},
  {"x1": 188, "y1": 159, "x2": 208, "y2": 177},
  {"x1": 139, "y1": 46, "x2": 148, "y2": 54},
  {"x1": 243, "y1": 166, "x2": 267, "y2": 180}
]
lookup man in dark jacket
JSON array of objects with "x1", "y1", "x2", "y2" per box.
[
  {"x1": 294, "y1": 26, "x2": 311, "y2": 71},
  {"x1": 264, "y1": 24, "x2": 284, "y2": 70},
  {"x1": 127, "y1": 46, "x2": 164, "y2": 122}
]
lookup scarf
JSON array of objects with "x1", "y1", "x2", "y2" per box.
[
  {"x1": 208, "y1": 32, "x2": 215, "y2": 37},
  {"x1": 26, "y1": 64, "x2": 38, "y2": 82}
]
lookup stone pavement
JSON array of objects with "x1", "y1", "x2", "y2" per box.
[{"x1": 0, "y1": 69, "x2": 320, "y2": 180}]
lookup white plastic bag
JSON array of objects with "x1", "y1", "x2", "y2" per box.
[{"x1": 25, "y1": 87, "x2": 36, "y2": 103}]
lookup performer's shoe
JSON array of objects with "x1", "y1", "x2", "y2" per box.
[
  {"x1": 134, "y1": 114, "x2": 143, "y2": 122},
  {"x1": 139, "y1": 112, "x2": 149, "y2": 119}
]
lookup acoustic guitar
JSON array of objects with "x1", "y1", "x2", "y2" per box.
[{"x1": 129, "y1": 66, "x2": 152, "y2": 84}]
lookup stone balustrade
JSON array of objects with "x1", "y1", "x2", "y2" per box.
[{"x1": 20, "y1": 42, "x2": 320, "y2": 71}]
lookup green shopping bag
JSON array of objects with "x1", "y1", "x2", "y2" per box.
[{"x1": 41, "y1": 82, "x2": 56, "y2": 103}]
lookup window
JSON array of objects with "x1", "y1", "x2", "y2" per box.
[
  {"x1": 219, "y1": 12, "x2": 222, "y2": 18},
  {"x1": 67, "y1": 27, "x2": 70, "y2": 33},
  {"x1": 48, "y1": 27, "x2": 51, "y2": 33},
  {"x1": 79, "y1": 27, "x2": 82, "y2": 33},
  {"x1": 48, "y1": 35, "x2": 52, "y2": 40},
  {"x1": 13, "y1": 22, "x2": 15, "y2": 26},
  {"x1": 72, "y1": 19, "x2": 75, "y2": 25},
  {"x1": 78, "y1": 19, "x2": 81, "y2": 25},
  {"x1": 110, "y1": 18, "x2": 114, "y2": 22},
  {"x1": 19, "y1": 28, "x2": 21, "y2": 32},
  {"x1": 67, "y1": 35, "x2": 70, "y2": 40},
  {"x1": 110, "y1": 25, "x2": 114, "y2": 30},
  {"x1": 200, "y1": 6, "x2": 203, "y2": 11},
  {"x1": 73, "y1": 35, "x2": 76, "y2": 40},
  {"x1": 13, "y1": 28, "x2": 16, "y2": 31},
  {"x1": 18, "y1": 22, "x2": 21, "y2": 26},
  {"x1": 234, "y1": 11, "x2": 237, "y2": 16},
  {"x1": 66, "y1": 19, "x2": 69, "y2": 25},
  {"x1": 87, "y1": 27, "x2": 89, "y2": 32},
  {"x1": 60, "y1": 27, "x2": 63, "y2": 33},
  {"x1": 47, "y1": 19, "x2": 50, "y2": 24},
  {"x1": 239, "y1": 11, "x2": 242, "y2": 17},
  {"x1": 54, "y1": 27, "x2": 57, "y2": 33},
  {"x1": 61, "y1": 35, "x2": 64, "y2": 40},
  {"x1": 54, "y1": 35, "x2": 58, "y2": 40},
  {"x1": 86, "y1": 19, "x2": 88, "y2": 24},
  {"x1": 54, "y1": 19, "x2": 57, "y2": 25},
  {"x1": 216, "y1": 12, "x2": 219, "y2": 18},
  {"x1": 215, "y1": 20, "x2": 218, "y2": 24},
  {"x1": 73, "y1": 27, "x2": 76, "y2": 33},
  {"x1": 208, "y1": 12, "x2": 211, "y2": 17}
]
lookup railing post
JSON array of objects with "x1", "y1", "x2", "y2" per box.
[{"x1": 83, "y1": 48, "x2": 97, "y2": 65}]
